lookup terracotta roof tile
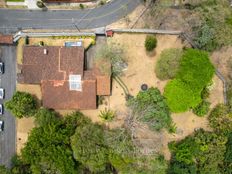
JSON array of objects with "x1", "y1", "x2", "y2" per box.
[
  {"x1": 0, "y1": 35, "x2": 13, "y2": 44},
  {"x1": 42, "y1": 80, "x2": 97, "y2": 109},
  {"x1": 19, "y1": 45, "x2": 110, "y2": 109}
]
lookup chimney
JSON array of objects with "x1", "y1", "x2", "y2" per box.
[{"x1": 43, "y1": 49, "x2": 47, "y2": 55}]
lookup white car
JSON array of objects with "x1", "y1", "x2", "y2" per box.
[
  {"x1": 0, "y1": 120, "x2": 3, "y2": 132},
  {"x1": 0, "y1": 62, "x2": 4, "y2": 74},
  {"x1": 0, "y1": 88, "x2": 4, "y2": 99},
  {"x1": 0, "y1": 104, "x2": 3, "y2": 115}
]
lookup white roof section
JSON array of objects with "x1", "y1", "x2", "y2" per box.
[{"x1": 69, "y1": 75, "x2": 82, "y2": 91}]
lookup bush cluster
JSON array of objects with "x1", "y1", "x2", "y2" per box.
[
  {"x1": 164, "y1": 49, "x2": 214, "y2": 113},
  {"x1": 192, "y1": 100, "x2": 210, "y2": 117},
  {"x1": 155, "y1": 48, "x2": 183, "y2": 80},
  {"x1": 127, "y1": 87, "x2": 173, "y2": 131},
  {"x1": 5, "y1": 91, "x2": 37, "y2": 118},
  {"x1": 145, "y1": 35, "x2": 157, "y2": 51}
]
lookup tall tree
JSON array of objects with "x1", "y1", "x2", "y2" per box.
[{"x1": 5, "y1": 91, "x2": 37, "y2": 118}]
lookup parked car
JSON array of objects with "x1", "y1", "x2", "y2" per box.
[
  {"x1": 0, "y1": 88, "x2": 4, "y2": 99},
  {"x1": 0, "y1": 62, "x2": 4, "y2": 74},
  {"x1": 0, "y1": 120, "x2": 3, "y2": 132},
  {"x1": 0, "y1": 104, "x2": 3, "y2": 115}
]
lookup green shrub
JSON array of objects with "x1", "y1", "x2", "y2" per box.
[
  {"x1": 127, "y1": 87, "x2": 173, "y2": 131},
  {"x1": 5, "y1": 91, "x2": 37, "y2": 118},
  {"x1": 25, "y1": 36, "x2": 29, "y2": 45},
  {"x1": 155, "y1": 48, "x2": 183, "y2": 80},
  {"x1": 224, "y1": 133, "x2": 232, "y2": 168},
  {"x1": 176, "y1": 49, "x2": 215, "y2": 92},
  {"x1": 39, "y1": 41, "x2": 44, "y2": 46},
  {"x1": 145, "y1": 35, "x2": 157, "y2": 51},
  {"x1": 79, "y1": 3, "x2": 84, "y2": 9},
  {"x1": 208, "y1": 104, "x2": 232, "y2": 135},
  {"x1": 164, "y1": 79, "x2": 201, "y2": 113},
  {"x1": 36, "y1": 1, "x2": 45, "y2": 8},
  {"x1": 201, "y1": 87, "x2": 210, "y2": 99},
  {"x1": 195, "y1": 23, "x2": 218, "y2": 52},
  {"x1": 98, "y1": 109, "x2": 115, "y2": 122},
  {"x1": 99, "y1": 0, "x2": 106, "y2": 5},
  {"x1": 164, "y1": 49, "x2": 214, "y2": 113},
  {"x1": 192, "y1": 100, "x2": 210, "y2": 117},
  {"x1": 168, "y1": 129, "x2": 227, "y2": 174},
  {"x1": 226, "y1": 84, "x2": 232, "y2": 110}
]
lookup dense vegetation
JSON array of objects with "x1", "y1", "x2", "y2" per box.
[
  {"x1": 192, "y1": 0, "x2": 232, "y2": 51},
  {"x1": 127, "y1": 87, "x2": 173, "y2": 132},
  {"x1": 168, "y1": 104, "x2": 232, "y2": 174},
  {"x1": 96, "y1": 43, "x2": 126, "y2": 76},
  {"x1": 208, "y1": 104, "x2": 232, "y2": 135},
  {"x1": 164, "y1": 49, "x2": 214, "y2": 113},
  {"x1": 168, "y1": 129, "x2": 227, "y2": 174},
  {"x1": 5, "y1": 91, "x2": 37, "y2": 118},
  {"x1": 164, "y1": 79, "x2": 201, "y2": 113},
  {"x1": 145, "y1": 35, "x2": 157, "y2": 51},
  {"x1": 155, "y1": 48, "x2": 183, "y2": 80},
  {"x1": 4, "y1": 92, "x2": 169, "y2": 173}
]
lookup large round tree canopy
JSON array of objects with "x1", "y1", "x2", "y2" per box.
[
  {"x1": 164, "y1": 79, "x2": 202, "y2": 113},
  {"x1": 164, "y1": 49, "x2": 214, "y2": 113},
  {"x1": 176, "y1": 49, "x2": 215, "y2": 92}
]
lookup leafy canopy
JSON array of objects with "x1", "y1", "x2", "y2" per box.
[
  {"x1": 177, "y1": 49, "x2": 215, "y2": 92},
  {"x1": 164, "y1": 49, "x2": 214, "y2": 113},
  {"x1": 168, "y1": 129, "x2": 227, "y2": 174},
  {"x1": 95, "y1": 43, "x2": 126, "y2": 76},
  {"x1": 192, "y1": 100, "x2": 210, "y2": 117},
  {"x1": 71, "y1": 123, "x2": 109, "y2": 173},
  {"x1": 128, "y1": 87, "x2": 172, "y2": 131},
  {"x1": 208, "y1": 104, "x2": 232, "y2": 135},
  {"x1": 5, "y1": 91, "x2": 37, "y2": 118},
  {"x1": 20, "y1": 112, "x2": 87, "y2": 174},
  {"x1": 145, "y1": 35, "x2": 157, "y2": 51},
  {"x1": 164, "y1": 79, "x2": 201, "y2": 113},
  {"x1": 155, "y1": 48, "x2": 183, "y2": 80}
]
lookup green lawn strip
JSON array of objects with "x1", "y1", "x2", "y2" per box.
[{"x1": 6, "y1": 0, "x2": 24, "y2": 2}]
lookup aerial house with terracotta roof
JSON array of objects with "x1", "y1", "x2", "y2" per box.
[{"x1": 17, "y1": 45, "x2": 111, "y2": 110}]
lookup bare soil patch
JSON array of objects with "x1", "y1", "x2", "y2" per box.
[
  {"x1": 112, "y1": 33, "x2": 183, "y2": 95},
  {"x1": 16, "y1": 117, "x2": 35, "y2": 154},
  {"x1": 16, "y1": 84, "x2": 41, "y2": 153},
  {"x1": 28, "y1": 37, "x2": 93, "y2": 49},
  {"x1": 16, "y1": 84, "x2": 42, "y2": 100},
  {"x1": 107, "y1": 33, "x2": 224, "y2": 160},
  {"x1": 211, "y1": 46, "x2": 232, "y2": 81},
  {"x1": 108, "y1": 4, "x2": 147, "y2": 29}
]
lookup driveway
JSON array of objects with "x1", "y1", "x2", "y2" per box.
[
  {"x1": 0, "y1": 46, "x2": 16, "y2": 168},
  {"x1": 0, "y1": 0, "x2": 141, "y2": 33}
]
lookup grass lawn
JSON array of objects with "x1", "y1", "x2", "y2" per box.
[{"x1": 6, "y1": 0, "x2": 24, "y2": 2}]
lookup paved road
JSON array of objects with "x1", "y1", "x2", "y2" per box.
[
  {"x1": 0, "y1": 46, "x2": 16, "y2": 167},
  {"x1": 0, "y1": 0, "x2": 141, "y2": 33}
]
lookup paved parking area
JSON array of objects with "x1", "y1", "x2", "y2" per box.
[{"x1": 0, "y1": 45, "x2": 16, "y2": 167}]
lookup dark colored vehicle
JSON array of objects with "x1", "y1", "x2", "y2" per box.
[{"x1": 0, "y1": 62, "x2": 4, "y2": 74}]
